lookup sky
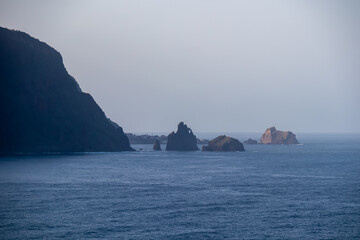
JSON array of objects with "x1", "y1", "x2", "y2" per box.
[{"x1": 1, "y1": 0, "x2": 359, "y2": 133}]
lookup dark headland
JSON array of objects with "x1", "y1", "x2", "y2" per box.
[{"x1": 0, "y1": 27, "x2": 134, "y2": 154}]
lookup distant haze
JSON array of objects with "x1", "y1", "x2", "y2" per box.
[{"x1": 1, "y1": 0, "x2": 359, "y2": 133}]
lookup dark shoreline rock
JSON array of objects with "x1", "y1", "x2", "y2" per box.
[
  {"x1": 202, "y1": 135, "x2": 245, "y2": 152},
  {"x1": 153, "y1": 139, "x2": 161, "y2": 151},
  {"x1": 0, "y1": 27, "x2": 134, "y2": 153},
  {"x1": 166, "y1": 122, "x2": 199, "y2": 151},
  {"x1": 260, "y1": 127, "x2": 299, "y2": 144}
]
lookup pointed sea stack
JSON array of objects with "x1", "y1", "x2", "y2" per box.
[
  {"x1": 260, "y1": 127, "x2": 299, "y2": 144},
  {"x1": 202, "y1": 135, "x2": 245, "y2": 152},
  {"x1": 166, "y1": 122, "x2": 199, "y2": 151},
  {"x1": 153, "y1": 139, "x2": 161, "y2": 151},
  {"x1": 0, "y1": 27, "x2": 134, "y2": 153}
]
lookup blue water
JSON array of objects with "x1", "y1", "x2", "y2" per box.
[{"x1": 0, "y1": 134, "x2": 359, "y2": 239}]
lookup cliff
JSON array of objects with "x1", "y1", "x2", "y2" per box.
[
  {"x1": 166, "y1": 122, "x2": 199, "y2": 151},
  {"x1": 0, "y1": 27, "x2": 134, "y2": 153},
  {"x1": 260, "y1": 127, "x2": 299, "y2": 144}
]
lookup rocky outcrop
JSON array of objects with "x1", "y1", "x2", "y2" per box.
[
  {"x1": 243, "y1": 138, "x2": 258, "y2": 144},
  {"x1": 202, "y1": 135, "x2": 245, "y2": 152},
  {"x1": 166, "y1": 122, "x2": 199, "y2": 151},
  {"x1": 260, "y1": 127, "x2": 299, "y2": 144},
  {"x1": 153, "y1": 139, "x2": 161, "y2": 151},
  {"x1": 0, "y1": 27, "x2": 134, "y2": 153}
]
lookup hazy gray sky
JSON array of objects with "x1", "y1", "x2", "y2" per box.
[{"x1": 1, "y1": 0, "x2": 359, "y2": 133}]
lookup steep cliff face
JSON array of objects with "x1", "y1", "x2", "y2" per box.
[
  {"x1": 166, "y1": 122, "x2": 199, "y2": 151},
  {"x1": 260, "y1": 127, "x2": 299, "y2": 144},
  {"x1": 0, "y1": 27, "x2": 133, "y2": 153}
]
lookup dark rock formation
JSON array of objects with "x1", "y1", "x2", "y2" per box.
[
  {"x1": 166, "y1": 122, "x2": 199, "y2": 151},
  {"x1": 0, "y1": 27, "x2": 134, "y2": 153},
  {"x1": 202, "y1": 135, "x2": 245, "y2": 152},
  {"x1": 153, "y1": 139, "x2": 161, "y2": 151},
  {"x1": 243, "y1": 138, "x2": 258, "y2": 144},
  {"x1": 260, "y1": 127, "x2": 299, "y2": 144}
]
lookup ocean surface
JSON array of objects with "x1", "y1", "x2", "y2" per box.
[{"x1": 0, "y1": 134, "x2": 359, "y2": 239}]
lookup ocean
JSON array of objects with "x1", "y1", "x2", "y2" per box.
[{"x1": 0, "y1": 134, "x2": 359, "y2": 239}]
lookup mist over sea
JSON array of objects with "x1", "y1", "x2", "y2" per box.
[{"x1": 0, "y1": 134, "x2": 359, "y2": 239}]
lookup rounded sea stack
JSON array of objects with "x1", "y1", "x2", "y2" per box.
[{"x1": 202, "y1": 135, "x2": 245, "y2": 152}]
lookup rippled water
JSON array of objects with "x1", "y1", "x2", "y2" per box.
[{"x1": 0, "y1": 134, "x2": 359, "y2": 239}]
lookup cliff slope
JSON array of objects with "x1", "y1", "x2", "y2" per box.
[{"x1": 0, "y1": 27, "x2": 133, "y2": 153}]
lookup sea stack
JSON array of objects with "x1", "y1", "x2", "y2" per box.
[
  {"x1": 166, "y1": 122, "x2": 199, "y2": 151},
  {"x1": 153, "y1": 139, "x2": 161, "y2": 151},
  {"x1": 202, "y1": 135, "x2": 245, "y2": 152},
  {"x1": 0, "y1": 27, "x2": 134, "y2": 153},
  {"x1": 260, "y1": 127, "x2": 299, "y2": 144}
]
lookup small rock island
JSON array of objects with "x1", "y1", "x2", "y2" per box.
[
  {"x1": 153, "y1": 139, "x2": 161, "y2": 151},
  {"x1": 166, "y1": 122, "x2": 199, "y2": 151},
  {"x1": 260, "y1": 127, "x2": 299, "y2": 144},
  {"x1": 202, "y1": 135, "x2": 245, "y2": 152}
]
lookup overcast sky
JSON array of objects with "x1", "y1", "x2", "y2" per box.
[{"x1": 1, "y1": 0, "x2": 359, "y2": 133}]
